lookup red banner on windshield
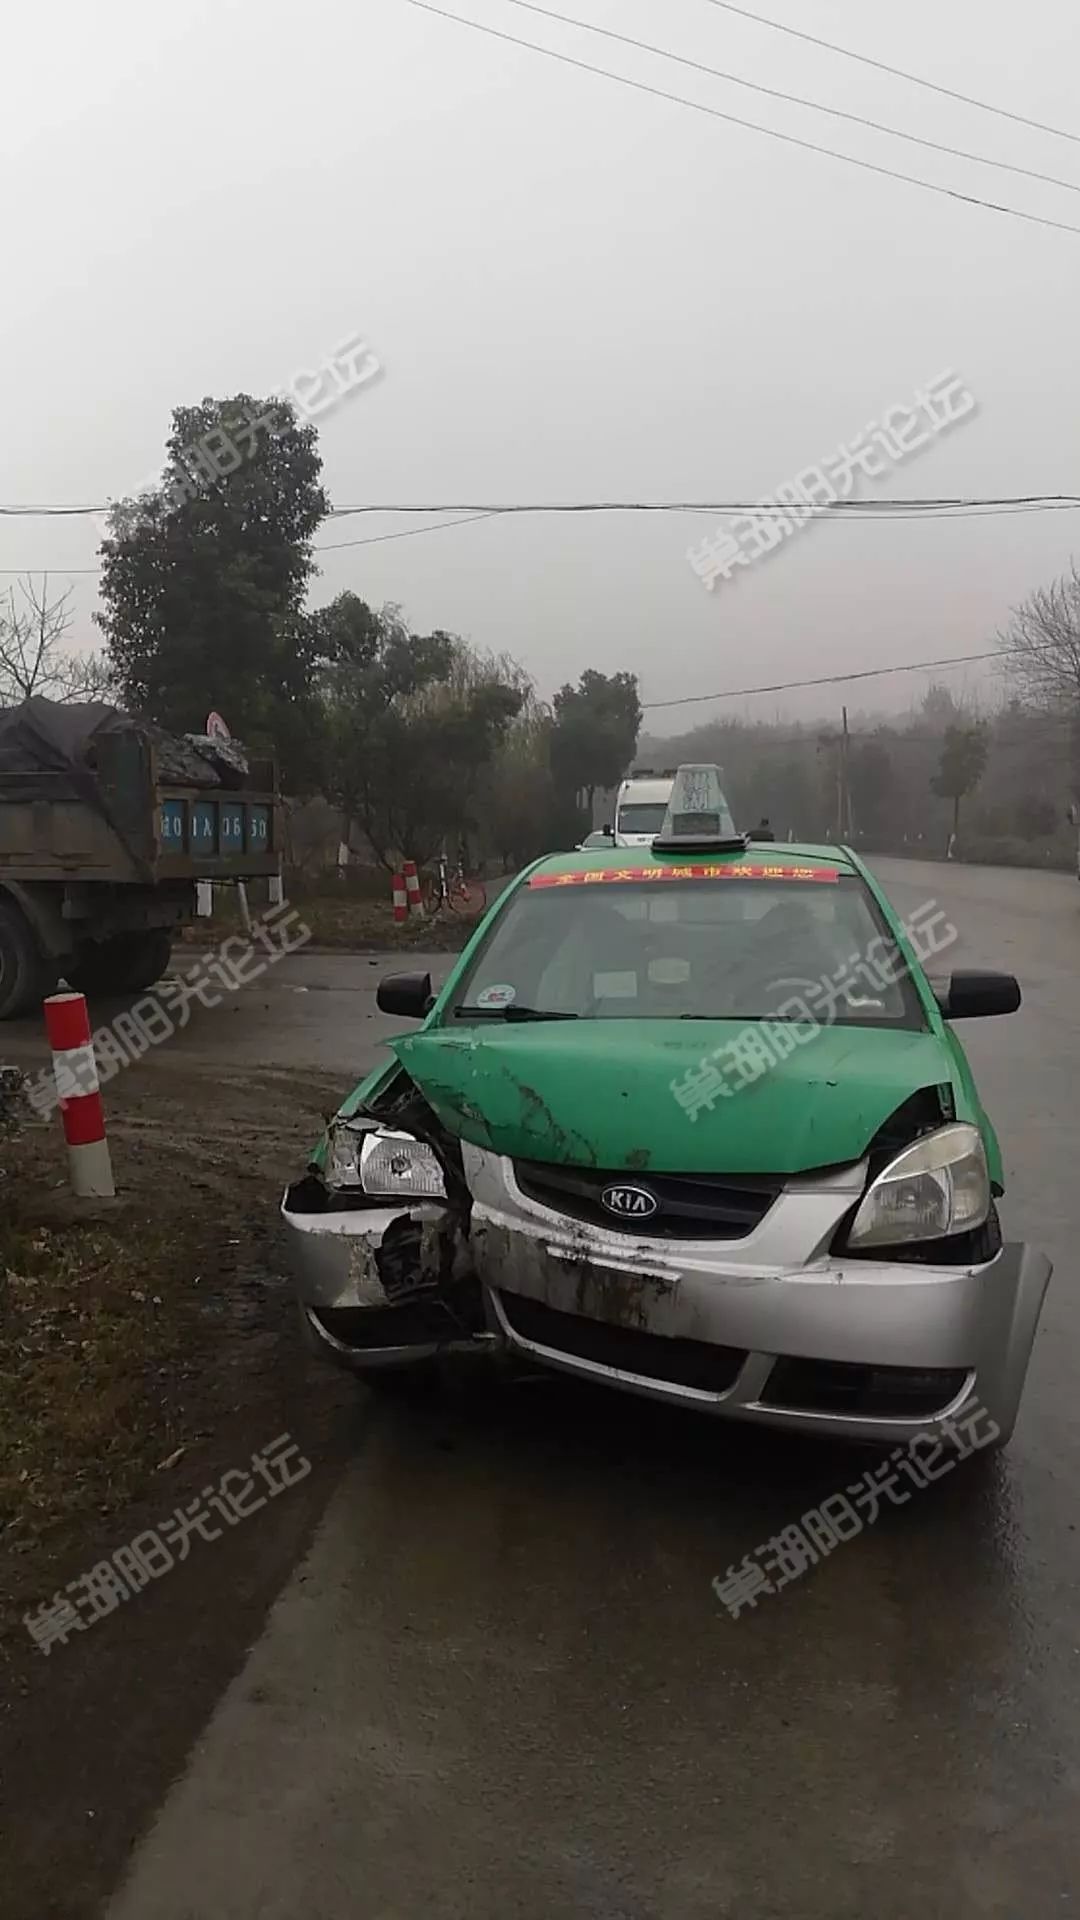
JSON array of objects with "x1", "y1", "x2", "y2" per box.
[{"x1": 528, "y1": 865, "x2": 840, "y2": 887}]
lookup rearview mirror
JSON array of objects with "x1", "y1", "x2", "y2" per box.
[
  {"x1": 376, "y1": 970, "x2": 434, "y2": 1018},
  {"x1": 602, "y1": 823, "x2": 613, "y2": 836},
  {"x1": 933, "y1": 970, "x2": 1021, "y2": 1019}
]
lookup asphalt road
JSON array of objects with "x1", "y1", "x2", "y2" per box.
[{"x1": 9, "y1": 858, "x2": 1080, "y2": 1918}]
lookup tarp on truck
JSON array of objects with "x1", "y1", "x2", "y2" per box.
[{"x1": 0, "y1": 697, "x2": 248, "y2": 799}]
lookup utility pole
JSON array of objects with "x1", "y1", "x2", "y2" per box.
[{"x1": 841, "y1": 705, "x2": 854, "y2": 842}]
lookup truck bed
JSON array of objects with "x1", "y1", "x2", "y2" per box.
[{"x1": 0, "y1": 699, "x2": 280, "y2": 884}]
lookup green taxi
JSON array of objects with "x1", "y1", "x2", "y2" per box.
[{"x1": 283, "y1": 769, "x2": 1051, "y2": 1448}]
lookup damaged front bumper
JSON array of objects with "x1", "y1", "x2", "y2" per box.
[
  {"x1": 282, "y1": 1176, "x2": 500, "y2": 1370},
  {"x1": 282, "y1": 1148, "x2": 1051, "y2": 1445}
]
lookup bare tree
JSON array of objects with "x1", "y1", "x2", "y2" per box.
[
  {"x1": 997, "y1": 563, "x2": 1080, "y2": 711},
  {"x1": 0, "y1": 575, "x2": 114, "y2": 706}
]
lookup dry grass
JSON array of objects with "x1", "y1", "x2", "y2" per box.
[
  {"x1": 0, "y1": 1149, "x2": 196, "y2": 1561},
  {"x1": 0, "y1": 1063, "x2": 343, "y2": 1646}
]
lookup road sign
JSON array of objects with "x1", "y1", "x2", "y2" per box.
[{"x1": 206, "y1": 711, "x2": 231, "y2": 741}]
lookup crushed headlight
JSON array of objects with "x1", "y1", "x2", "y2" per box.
[
  {"x1": 326, "y1": 1121, "x2": 446, "y2": 1200},
  {"x1": 847, "y1": 1122, "x2": 989, "y2": 1249}
]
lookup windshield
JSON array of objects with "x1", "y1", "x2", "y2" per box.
[
  {"x1": 616, "y1": 802, "x2": 669, "y2": 834},
  {"x1": 449, "y1": 873, "x2": 926, "y2": 1026}
]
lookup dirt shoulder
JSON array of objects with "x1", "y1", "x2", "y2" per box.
[
  {"x1": 178, "y1": 883, "x2": 508, "y2": 954},
  {"x1": 0, "y1": 1064, "x2": 356, "y2": 1920}
]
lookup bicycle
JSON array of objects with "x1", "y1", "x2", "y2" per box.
[{"x1": 422, "y1": 849, "x2": 487, "y2": 918}]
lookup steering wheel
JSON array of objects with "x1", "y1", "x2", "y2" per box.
[
  {"x1": 756, "y1": 975, "x2": 828, "y2": 1016},
  {"x1": 763, "y1": 974, "x2": 885, "y2": 1017}
]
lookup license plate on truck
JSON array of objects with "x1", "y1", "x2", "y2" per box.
[{"x1": 158, "y1": 797, "x2": 273, "y2": 859}]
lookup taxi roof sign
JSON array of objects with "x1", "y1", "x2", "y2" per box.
[{"x1": 652, "y1": 765, "x2": 746, "y2": 853}]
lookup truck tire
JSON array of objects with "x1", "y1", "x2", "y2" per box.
[
  {"x1": 66, "y1": 942, "x2": 114, "y2": 998},
  {"x1": 0, "y1": 899, "x2": 51, "y2": 1021},
  {"x1": 114, "y1": 930, "x2": 173, "y2": 994},
  {"x1": 70, "y1": 930, "x2": 173, "y2": 998}
]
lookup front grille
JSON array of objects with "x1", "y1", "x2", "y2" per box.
[
  {"x1": 760, "y1": 1356, "x2": 970, "y2": 1420},
  {"x1": 498, "y1": 1291, "x2": 746, "y2": 1393},
  {"x1": 310, "y1": 1293, "x2": 485, "y2": 1350},
  {"x1": 513, "y1": 1161, "x2": 780, "y2": 1239},
  {"x1": 310, "y1": 1302, "x2": 457, "y2": 1347}
]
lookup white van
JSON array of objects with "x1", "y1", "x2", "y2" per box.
[{"x1": 613, "y1": 772, "x2": 677, "y2": 847}]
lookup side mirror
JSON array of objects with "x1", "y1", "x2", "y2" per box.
[
  {"x1": 376, "y1": 970, "x2": 434, "y2": 1018},
  {"x1": 933, "y1": 970, "x2": 1021, "y2": 1019},
  {"x1": 1068, "y1": 802, "x2": 1078, "y2": 827}
]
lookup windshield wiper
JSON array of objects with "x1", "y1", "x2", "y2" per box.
[
  {"x1": 677, "y1": 1012, "x2": 811, "y2": 1022},
  {"x1": 454, "y1": 1005, "x2": 579, "y2": 1022}
]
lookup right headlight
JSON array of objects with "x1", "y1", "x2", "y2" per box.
[
  {"x1": 846, "y1": 1122, "x2": 989, "y2": 1249},
  {"x1": 326, "y1": 1122, "x2": 447, "y2": 1199}
]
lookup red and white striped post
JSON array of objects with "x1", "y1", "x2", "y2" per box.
[
  {"x1": 43, "y1": 993, "x2": 115, "y2": 1199},
  {"x1": 402, "y1": 860, "x2": 424, "y2": 917},
  {"x1": 391, "y1": 872, "x2": 408, "y2": 925}
]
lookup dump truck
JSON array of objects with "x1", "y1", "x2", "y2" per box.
[{"x1": 0, "y1": 698, "x2": 281, "y2": 1019}]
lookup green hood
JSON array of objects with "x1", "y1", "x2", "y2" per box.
[{"x1": 391, "y1": 1020, "x2": 964, "y2": 1176}]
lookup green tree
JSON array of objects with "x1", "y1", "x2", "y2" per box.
[
  {"x1": 550, "y1": 669, "x2": 641, "y2": 814},
  {"x1": 485, "y1": 699, "x2": 588, "y2": 866},
  {"x1": 95, "y1": 394, "x2": 330, "y2": 788},
  {"x1": 320, "y1": 597, "x2": 526, "y2": 866},
  {"x1": 931, "y1": 722, "x2": 989, "y2": 844}
]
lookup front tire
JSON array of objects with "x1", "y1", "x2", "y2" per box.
[{"x1": 0, "y1": 900, "x2": 52, "y2": 1020}]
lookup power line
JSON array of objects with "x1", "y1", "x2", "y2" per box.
[
  {"x1": 10, "y1": 494, "x2": 1080, "y2": 520},
  {"x1": 0, "y1": 511, "x2": 503, "y2": 578},
  {"x1": 696, "y1": 0, "x2": 1080, "y2": 150},
  {"x1": 0, "y1": 565, "x2": 102, "y2": 576},
  {"x1": 494, "y1": 0, "x2": 1080, "y2": 195},
  {"x1": 3, "y1": 496, "x2": 1080, "y2": 576},
  {"x1": 639, "y1": 640, "x2": 1068, "y2": 709},
  {"x1": 397, "y1": 0, "x2": 1080, "y2": 237},
  {"x1": 315, "y1": 510, "x2": 501, "y2": 552},
  {"x1": 257, "y1": 495, "x2": 1080, "y2": 519}
]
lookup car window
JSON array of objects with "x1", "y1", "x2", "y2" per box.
[
  {"x1": 448, "y1": 875, "x2": 927, "y2": 1026},
  {"x1": 615, "y1": 803, "x2": 668, "y2": 834}
]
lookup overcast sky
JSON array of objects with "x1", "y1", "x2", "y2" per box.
[{"x1": 2, "y1": 0, "x2": 1078, "y2": 729}]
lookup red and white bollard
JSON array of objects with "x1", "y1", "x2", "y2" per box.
[
  {"x1": 392, "y1": 873, "x2": 408, "y2": 925},
  {"x1": 402, "y1": 860, "x2": 424, "y2": 917},
  {"x1": 43, "y1": 993, "x2": 115, "y2": 1199}
]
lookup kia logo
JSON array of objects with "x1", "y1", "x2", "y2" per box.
[{"x1": 600, "y1": 1183, "x2": 659, "y2": 1221}]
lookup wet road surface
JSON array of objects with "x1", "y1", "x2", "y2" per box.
[{"x1": 7, "y1": 858, "x2": 1080, "y2": 1917}]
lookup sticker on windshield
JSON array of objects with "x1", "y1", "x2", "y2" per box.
[
  {"x1": 528, "y1": 865, "x2": 840, "y2": 887},
  {"x1": 476, "y1": 982, "x2": 517, "y2": 1009},
  {"x1": 593, "y1": 971, "x2": 638, "y2": 1000}
]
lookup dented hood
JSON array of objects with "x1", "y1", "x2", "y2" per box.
[{"x1": 391, "y1": 1020, "x2": 959, "y2": 1175}]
